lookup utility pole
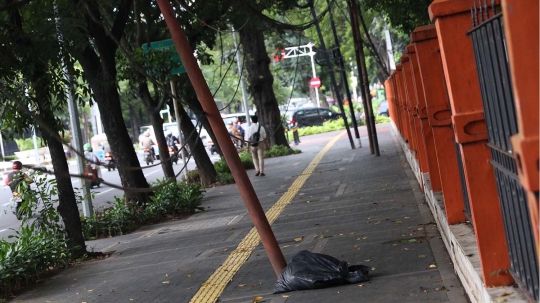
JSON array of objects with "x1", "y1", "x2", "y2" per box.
[
  {"x1": 328, "y1": 1, "x2": 361, "y2": 147},
  {"x1": 347, "y1": 0, "x2": 380, "y2": 155},
  {"x1": 156, "y1": 0, "x2": 286, "y2": 277},
  {"x1": 232, "y1": 27, "x2": 251, "y2": 126},
  {"x1": 55, "y1": 4, "x2": 93, "y2": 216},
  {"x1": 308, "y1": 0, "x2": 355, "y2": 150}
]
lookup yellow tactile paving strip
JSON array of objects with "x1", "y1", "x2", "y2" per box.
[{"x1": 189, "y1": 131, "x2": 345, "y2": 303}]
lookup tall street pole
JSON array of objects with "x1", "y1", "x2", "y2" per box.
[
  {"x1": 307, "y1": 43, "x2": 321, "y2": 108},
  {"x1": 308, "y1": 0, "x2": 355, "y2": 149},
  {"x1": 232, "y1": 27, "x2": 251, "y2": 126},
  {"x1": 156, "y1": 0, "x2": 286, "y2": 277},
  {"x1": 328, "y1": 1, "x2": 361, "y2": 147},
  {"x1": 55, "y1": 4, "x2": 93, "y2": 216},
  {"x1": 65, "y1": 70, "x2": 93, "y2": 217},
  {"x1": 347, "y1": 0, "x2": 379, "y2": 155}
]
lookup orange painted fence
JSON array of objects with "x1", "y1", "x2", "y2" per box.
[{"x1": 386, "y1": 0, "x2": 538, "y2": 299}]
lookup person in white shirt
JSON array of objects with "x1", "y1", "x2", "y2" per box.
[{"x1": 244, "y1": 115, "x2": 267, "y2": 176}]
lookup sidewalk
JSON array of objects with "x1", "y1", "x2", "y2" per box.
[{"x1": 14, "y1": 124, "x2": 469, "y2": 303}]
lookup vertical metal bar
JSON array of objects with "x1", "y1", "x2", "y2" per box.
[
  {"x1": 494, "y1": 17, "x2": 519, "y2": 140},
  {"x1": 485, "y1": 17, "x2": 512, "y2": 151},
  {"x1": 480, "y1": 22, "x2": 506, "y2": 148},
  {"x1": 471, "y1": 28, "x2": 496, "y2": 143}
]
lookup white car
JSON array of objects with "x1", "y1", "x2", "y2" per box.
[{"x1": 163, "y1": 121, "x2": 211, "y2": 148}]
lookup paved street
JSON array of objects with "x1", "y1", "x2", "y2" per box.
[{"x1": 11, "y1": 124, "x2": 469, "y2": 303}]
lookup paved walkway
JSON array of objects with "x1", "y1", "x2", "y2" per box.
[{"x1": 14, "y1": 124, "x2": 469, "y2": 303}]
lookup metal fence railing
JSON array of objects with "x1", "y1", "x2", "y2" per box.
[{"x1": 470, "y1": 2, "x2": 538, "y2": 300}]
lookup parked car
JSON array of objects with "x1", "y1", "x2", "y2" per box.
[
  {"x1": 377, "y1": 100, "x2": 389, "y2": 117},
  {"x1": 289, "y1": 107, "x2": 341, "y2": 127}
]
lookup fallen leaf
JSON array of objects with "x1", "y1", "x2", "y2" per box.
[
  {"x1": 501, "y1": 292, "x2": 512, "y2": 297},
  {"x1": 493, "y1": 298, "x2": 507, "y2": 303},
  {"x1": 294, "y1": 237, "x2": 303, "y2": 242},
  {"x1": 428, "y1": 264, "x2": 437, "y2": 269},
  {"x1": 362, "y1": 237, "x2": 367, "y2": 240},
  {"x1": 403, "y1": 248, "x2": 409, "y2": 251},
  {"x1": 371, "y1": 267, "x2": 376, "y2": 271},
  {"x1": 404, "y1": 217, "x2": 409, "y2": 219},
  {"x1": 282, "y1": 245, "x2": 290, "y2": 248},
  {"x1": 282, "y1": 295, "x2": 290, "y2": 298},
  {"x1": 166, "y1": 274, "x2": 169, "y2": 277},
  {"x1": 363, "y1": 259, "x2": 370, "y2": 262},
  {"x1": 252, "y1": 296, "x2": 264, "y2": 302},
  {"x1": 238, "y1": 284, "x2": 246, "y2": 287},
  {"x1": 162, "y1": 281, "x2": 170, "y2": 284},
  {"x1": 130, "y1": 299, "x2": 134, "y2": 301},
  {"x1": 88, "y1": 290, "x2": 94, "y2": 292},
  {"x1": 358, "y1": 284, "x2": 364, "y2": 287},
  {"x1": 418, "y1": 228, "x2": 424, "y2": 230},
  {"x1": 187, "y1": 274, "x2": 192, "y2": 278},
  {"x1": 419, "y1": 255, "x2": 426, "y2": 258}
]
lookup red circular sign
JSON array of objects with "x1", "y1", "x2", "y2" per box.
[{"x1": 310, "y1": 77, "x2": 321, "y2": 88}]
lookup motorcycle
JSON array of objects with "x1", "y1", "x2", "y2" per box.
[
  {"x1": 169, "y1": 146, "x2": 178, "y2": 165},
  {"x1": 104, "y1": 151, "x2": 116, "y2": 171},
  {"x1": 9, "y1": 191, "x2": 23, "y2": 220},
  {"x1": 144, "y1": 148, "x2": 154, "y2": 166},
  {"x1": 84, "y1": 164, "x2": 101, "y2": 188}
]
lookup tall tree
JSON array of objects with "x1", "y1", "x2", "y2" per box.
[
  {"x1": 63, "y1": 0, "x2": 151, "y2": 203},
  {"x1": 0, "y1": 1, "x2": 86, "y2": 257}
]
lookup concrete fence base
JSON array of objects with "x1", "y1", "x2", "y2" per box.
[{"x1": 391, "y1": 121, "x2": 530, "y2": 303}]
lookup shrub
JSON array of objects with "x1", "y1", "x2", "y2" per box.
[
  {"x1": 0, "y1": 171, "x2": 70, "y2": 298},
  {"x1": 81, "y1": 179, "x2": 205, "y2": 240},
  {"x1": 376, "y1": 116, "x2": 391, "y2": 124},
  {"x1": 0, "y1": 223, "x2": 70, "y2": 297},
  {"x1": 14, "y1": 137, "x2": 44, "y2": 151},
  {"x1": 264, "y1": 145, "x2": 301, "y2": 158}
]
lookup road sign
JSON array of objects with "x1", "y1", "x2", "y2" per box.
[
  {"x1": 310, "y1": 77, "x2": 321, "y2": 88},
  {"x1": 142, "y1": 39, "x2": 186, "y2": 75}
]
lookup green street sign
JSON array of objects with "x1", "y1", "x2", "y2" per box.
[{"x1": 142, "y1": 39, "x2": 186, "y2": 75}]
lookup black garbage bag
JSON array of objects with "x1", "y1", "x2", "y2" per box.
[{"x1": 274, "y1": 250, "x2": 370, "y2": 293}]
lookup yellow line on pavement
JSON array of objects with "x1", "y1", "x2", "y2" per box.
[{"x1": 189, "y1": 131, "x2": 345, "y2": 303}]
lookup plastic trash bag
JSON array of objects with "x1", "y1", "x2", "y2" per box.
[{"x1": 274, "y1": 250, "x2": 370, "y2": 293}]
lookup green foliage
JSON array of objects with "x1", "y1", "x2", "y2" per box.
[
  {"x1": 264, "y1": 145, "x2": 301, "y2": 158},
  {"x1": 360, "y1": 0, "x2": 432, "y2": 34},
  {"x1": 81, "y1": 180, "x2": 205, "y2": 240},
  {"x1": 14, "y1": 137, "x2": 44, "y2": 151},
  {"x1": 0, "y1": 170, "x2": 71, "y2": 298},
  {"x1": 376, "y1": 116, "x2": 391, "y2": 124},
  {"x1": 0, "y1": 223, "x2": 71, "y2": 297}
]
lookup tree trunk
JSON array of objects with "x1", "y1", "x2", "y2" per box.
[
  {"x1": 93, "y1": 85, "x2": 151, "y2": 203},
  {"x1": 77, "y1": 45, "x2": 151, "y2": 203},
  {"x1": 8, "y1": 5, "x2": 87, "y2": 257},
  {"x1": 238, "y1": 23, "x2": 290, "y2": 148},
  {"x1": 178, "y1": 104, "x2": 217, "y2": 186},
  {"x1": 45, "y1": 130, "x2": 87, "y2": 257},
  {"x1": 138, "y1": 83, "x2": 175, "y2": 179},
  {"x1": 176, "y1": 77, "x2": 223, "y2": 156}
]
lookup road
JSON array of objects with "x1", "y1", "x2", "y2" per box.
[{"x1": 0, "y1": 151, "x2": 221, "y2": 240}]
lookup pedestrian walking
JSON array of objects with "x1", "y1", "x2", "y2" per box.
[{"x1": 245, "y1": 115, "x2": 267, "y2": 176}]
